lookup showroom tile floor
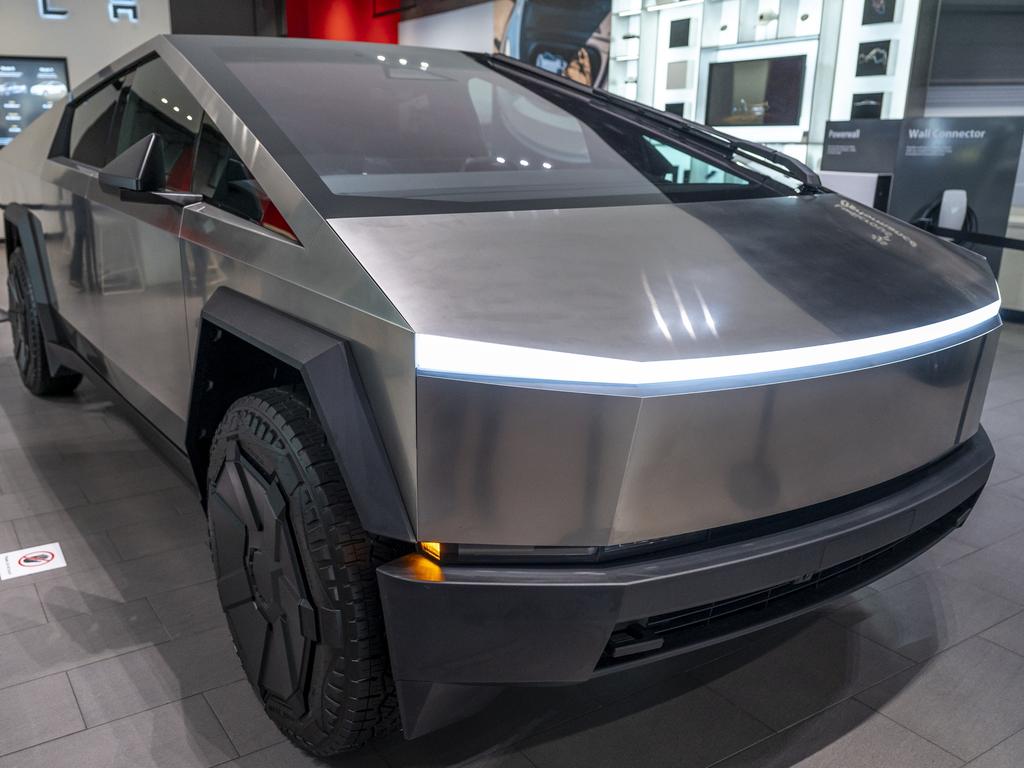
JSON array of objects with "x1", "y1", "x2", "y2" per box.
[{"x1": 0, "y1": 326, "x2": 1022, "y2": 768}]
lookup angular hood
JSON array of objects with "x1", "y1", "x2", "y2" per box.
[{"x1": 330, "y1": 194, "x2": 998, "y2": 368}]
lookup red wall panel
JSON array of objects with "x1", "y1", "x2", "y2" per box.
[{"x1": 287, "y1": 0, "x2": 398, "y2": 43}]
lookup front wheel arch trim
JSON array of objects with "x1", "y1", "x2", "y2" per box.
[{"x1": 187, "y1": 288, "x2": 414, "y2": 542}]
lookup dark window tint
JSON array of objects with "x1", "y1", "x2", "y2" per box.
[
  {"x1": 219, "y1": 46, "x2": 786, "y2": 217},
  {"x1": 669, "y1": 19, "x2": 691, "y2": 48},
  {"x1": 68, "y1": 74, "x2": 128, "y2": 167},
  {"x1": 115, "y1": 57, "x2": 201, "y2": 191},
  {"x1": 192, "y1": 116, "x2": 296, "y2": 240}
]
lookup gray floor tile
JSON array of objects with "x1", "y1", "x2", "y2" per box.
[
  {"x1": 980, "y1": 374, "x2": 1024, "y2": 410},
  {"x1": 988, "y1": 435, "x2": 1024, "y2": 481},
  {"x1": 713, "y1": 699, "x2": 961, "y2": 768},
  {"x1": 0, "y1": 417, "x2": 117, "y2": 455},
  {"x1": 218, "y1": 740, "x2": 386, "y2": 767},
  {"x1": 35, "y1": 543, "x2": 215, "y2": 620},
  {"x1": 378, "y1": 685, "x2": 601, "y2": 768},
  {"x1": 12, "y1": 489, "x2": 194, "y2": 543},
  {"x1": 0, "y1": 583, "x2": 47, "y2": 636},
  {"x1": 990, "y1": 349, "x2": 1024, "y2": 381},
  {"x1": 964, "y1": 728, "x2": 1024, "y2": 767},
  {"x1": 823, "y1": 585, "x2": 880, "y2": 612},
  {"x1": 107, "y1": 510, "x2": 208, "y2": 560},
  {"x1": 203, "y1": 680, "x2": 284, "y2": 756},
  {"x1": 0, "y1": 598, "x2": 168, "y2": 690},
  {"x1": 942, "y1": 530, "x2": 1024, "y2": 604},
  {"x1": 68, "y1": 626, "x2": 244, "y2": 727},
  {"x1": 519, "y1": 678, "x2": 771, "y2": 768},
  {"x1": 0, "y1": 695, "x2": 236, "y2": 768},
  {"x1": 950, "y1": 485, "x2": 1024, "y2": 549},
  {"x1": 994, "y1": 326, "x2": 1024, "y2": 352},
  {"x1": 74, "y1": 464, "x2": 188, "y2": 504},
  {"x1": 0, "y1": 521, "x2": 19, "y2": 551},
  {"x1": 0, "y1": 482, "x2": 88, "y2": 523},
  {"x1": 831, "y1": 570, "x2": 1021, "y2": 662},
  {"x1": 0, "y1": 673, "x2": 85, "y2": 757},
  {"x1": 857, "y1": 636, "x2": 1024, "y2": 761},
  {"x1": 691, "y1": 617, "x2": 911, "y2": 732},
  {"x1": 991, "y1": 473, "x2": 1024, "y2": 502},
  {"x1": 981, "y1": 611, "x2": 1024, "y2": 656},
  {"x1": 869, "y1": 537, "x2": 977, "y2": 592},
  {"x1": 982, "y1": 401, "x2": 1024, "y2": 444},
  {"x1": 148, "y1": 580, "x2": 225, "y2": 638}
]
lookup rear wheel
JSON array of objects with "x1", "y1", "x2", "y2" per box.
[
  {"x1": 206, "y1": 386, "x2": 404, "y2": 755},
  {"x1": 7, "y1": 248, "x2": 82, "y2": 396}
]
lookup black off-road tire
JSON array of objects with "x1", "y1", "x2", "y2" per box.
[
  {"x1": 7, "y1": 249, "x2": 82, "y2": 396},
  {"x1": 207, "y1": 386, "x2": 406, "y2": 755}
]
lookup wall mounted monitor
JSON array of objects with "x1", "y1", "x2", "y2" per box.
[
  {"x1": 0, "y1": 56, "x2": 69, "y2": 148},
  {"x1": 856, "y1": 41, "x2": 891, "y2": 77},
  {"x1": 862, "y1": 0, "x2": 896, "y2": 25},
  {"x1": 851, "y1": 92, "x2": 885, "y2": 119},
  {"x1": 705, "y1": 55, "x2": 806, "y2": 127}
]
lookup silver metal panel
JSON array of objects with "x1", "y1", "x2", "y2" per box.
[
  {"x1": 612, "y1": 338, "x2": 984, "y2": 544},
  {"x1": 179, "y1": 205, "x2": 418, "y2": 510},
  {"x1": 331, "y1": 195, "x2": 998, "y2": 362},
  {"x1": 415, "y1": 333, "x2": 992, "y2": 546},
  {"x1": 962, "y1": 328, "x2": 999, "y2": 443},
  {"x1": 416, "y1": 375, "x2": 640, "y2": 545}
]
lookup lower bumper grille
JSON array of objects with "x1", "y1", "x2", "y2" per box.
[{"x1": 599, "y1": 492, "x2": 980, "y2": 669}]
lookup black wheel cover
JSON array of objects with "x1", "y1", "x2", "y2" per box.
[
  {"x1": 7, "y1": 261, "x2": 30, "y2": 376},
  {"x1": 209, "y1": 440, "x2": 317, "y2": 719}
]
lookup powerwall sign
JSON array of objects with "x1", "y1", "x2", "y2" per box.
[{"x1": 38, "y1": 0, "x2": 140, "y2": 23}]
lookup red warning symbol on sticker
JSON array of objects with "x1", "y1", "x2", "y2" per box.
[{"x1": 18, "y1": 551, "x2": 55, "y2": 568}]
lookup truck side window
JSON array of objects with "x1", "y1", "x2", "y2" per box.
[
  {"x1": 114, "y1": 56, "x2": 201, "y2": 192},
  {"x1": 192, "y1": 115, "x2": 297, "y2": 241},
  {"x1": 67, "y1": 74, "x2": 129, "y2": 167}
]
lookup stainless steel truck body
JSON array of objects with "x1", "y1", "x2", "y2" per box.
[{"x1": 0, "y1": 35, "x2": 999, "y2": 754}]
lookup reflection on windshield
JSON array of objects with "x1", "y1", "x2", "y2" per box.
[{"x1": 223, "y1": 45, "x2": 787, "y2": 214}]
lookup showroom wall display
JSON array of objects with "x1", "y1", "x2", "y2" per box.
[
  {"x1": 606, "y1": 0, "x2": 842, "y2": 158},
  {"x1": 822, "y1": 116, "x2": 1024, "y2": 281},
  {"x1": 0, "y1": 56, "x2": 68, "y2": 148},
  {"x1": 0, "y1": 0, "x2": 170, "y2": 89},
  {"x1": 495, "y1": 0, "x2": 611, "y2": 88},
  {"x1": 594, "y1": 0, "x2": 940, "y2": 164}
]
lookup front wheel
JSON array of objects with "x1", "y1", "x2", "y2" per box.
[{"x1": 207, "y1": 386, "x2": 404, "y2": 755}]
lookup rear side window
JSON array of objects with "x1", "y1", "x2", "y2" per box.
[
  {"x1": 67, "y1": 73, "x2": 128, "y2": 167},
  {"x1": 192, "y1": 115, "x2": 296, "y2": 241},
  {"x1": 115, "y1": 57, "x2": 201, "y2": 191}
]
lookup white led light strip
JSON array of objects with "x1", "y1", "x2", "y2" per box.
[{"x1": 415, "y1": 299, "x2": 1001, "y2": 386}]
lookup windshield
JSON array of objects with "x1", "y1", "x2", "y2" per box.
[{"x1": 219, "y1": 44, "x2": 790, "y2": 217}]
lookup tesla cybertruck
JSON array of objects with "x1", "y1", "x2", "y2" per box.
[{"x1": 0, "y1": 35, "x2": 1001, "y2": 755}]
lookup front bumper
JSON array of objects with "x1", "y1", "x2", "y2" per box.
[{"x1": 378, "y1": 428, "x2": 993, "y2": 733}]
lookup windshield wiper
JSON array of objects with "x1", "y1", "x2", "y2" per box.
[{"x1": 487, "y1": 53, "x2": 824, "y2": 194}]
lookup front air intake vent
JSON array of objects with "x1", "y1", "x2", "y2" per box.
[{"x1": 598, "y1": 495, "x2": 979, "y2": 669}]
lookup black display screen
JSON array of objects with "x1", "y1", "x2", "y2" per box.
[
  {"x1": 0, "y1": 56, "x2": 69, "y2": 148},
  {"x1": 706, "y1": 56, "x2": 806, "y2": 127}
]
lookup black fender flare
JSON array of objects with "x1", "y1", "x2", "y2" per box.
[
  {"x1": 187, "y1": 288, "x2": 414, "y2": 542},
  {"x1": 3, "y1": 203, "x2": 63, "y2": 346}
]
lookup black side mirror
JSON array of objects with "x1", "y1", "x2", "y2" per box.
[
  {"x1": 98, "y1": 133, "x2": 166, "y2": 194},
  {"x1": 97, "y1": 132, "x2": 201, "y2": 206}
]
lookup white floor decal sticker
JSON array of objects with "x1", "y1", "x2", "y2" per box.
[{"x1": 0, "y1": 542, "x2": 67, "y2": 580}]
